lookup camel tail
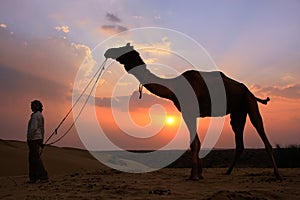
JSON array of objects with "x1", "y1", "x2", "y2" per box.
[{"x1": 255, "y1": 97, "x2": 270, "y2": 105}]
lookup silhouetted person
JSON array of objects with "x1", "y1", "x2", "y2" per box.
[{"x1": 26, "y1": 100, "x2": 48, "y2": 183}]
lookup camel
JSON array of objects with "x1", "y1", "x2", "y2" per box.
[{"x1": 104, "y1": 43, "x2": 280, "y2": 180}]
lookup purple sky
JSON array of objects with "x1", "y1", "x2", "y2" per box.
[{"x1": 0, "y1": 0, "x2": 299, "y2": 149}]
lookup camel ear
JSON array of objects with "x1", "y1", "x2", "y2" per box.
[{"x1": 125, "y1": 43, "x2": 133, "y2": 49}]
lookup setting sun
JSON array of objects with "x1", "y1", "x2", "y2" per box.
[{"x1": 166, "y1": 116, "x2": 175, "y2": 125}]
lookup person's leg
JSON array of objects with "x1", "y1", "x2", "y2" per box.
[
  {"x1": 36, "y1": 139, "x2": 48, "y2": 180},
  {"x1": 27, "y1": 141, "x2": 38, "y2": 182}
]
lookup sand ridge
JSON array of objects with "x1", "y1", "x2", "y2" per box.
[{"x1": 0, "y1": 140, "x2": 299, "y2": 199}]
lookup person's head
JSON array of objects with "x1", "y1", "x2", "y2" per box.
[{"x1": 31, "y1": 100, "x2": 43, "y2": 112}]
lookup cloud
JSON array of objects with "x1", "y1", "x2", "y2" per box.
[
  {"x1": 133, "y1": 15, "x2": 143, "y2": 20},
  {"x1": 106, "y1": 13, "x2": 121, "y2": 23},
  {"x1": 0, "y1": 26, "x2": 91, "y2": 87},
  {"x1": 99, "y1": 12, "x2": 128, "y2": 35},
  {"x1": 0, "y1": 24, "x2": 13, "y2": 37},
  {"x1": 281, "y1": 74, "x2": 297, "y2": 84},
  {"x1": 0, "y1": 27, "x2": 92, "y2": 91},
  {"x1": 0, "y1": 26, "x2": 93, "y2": 144},
  {"x1": 140, "y1": 36, "x2": 172, "y2": 55},
  {"x1": 154, "y1": 15, "x2": 161, "y2": 20},
  {"x1": 55, "y1": 25, "x2": 70, "y2": 33},
  {"x1": 100, "y1": 24, "x2": 128, "y2": 35},
  {"x1": 0, "y1": 23, "x2": 7, "y2": 28},
  {"x1": 252, "y1": 84, "x2": 300, "y2": 99},
  {"x1": 0, "y1": 64, "x2": 75, "y2": 143},
  {"x1": 95, "y1": 91, "x2": 174, "y2": 112},
  {"x1": 0, "y1": 65, "x2": 69, "y2": 101}
]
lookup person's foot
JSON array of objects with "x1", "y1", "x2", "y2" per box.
[{"x1": 36, "y1": 177, "x2": 49, "y2": 183}]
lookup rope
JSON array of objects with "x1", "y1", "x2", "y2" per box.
[
  {"x1": 138, "y1": 83, "x2": 143, "y2": 99},
  {"x1": 42, "y1": 59, "x2": 107, "y2": 151},
  {"x1": 137, "y1": 66, "x2": 149, "y2": 99}
]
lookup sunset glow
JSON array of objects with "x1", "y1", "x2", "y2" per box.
[{"x1": 0, "y1": 1, "x2": 299, "y2": 150}]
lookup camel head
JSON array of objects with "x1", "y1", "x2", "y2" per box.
[{"x1": 104, "y1": 43, "x2": 145, "y2": 71}]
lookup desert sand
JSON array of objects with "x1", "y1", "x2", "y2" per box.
[{"x1": 1, "y1": 140, "x2": 299, "y2": 200}]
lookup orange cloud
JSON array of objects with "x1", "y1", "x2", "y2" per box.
[
  {"x1": 96, "y1": 91, "x2": 174, "y2": 111},
  {"x1": 99, "y1": 25, "x2": 128, "y2": 35},
  {"x1": 250, "y1": 84, "x2": 300, "y2": 99}
]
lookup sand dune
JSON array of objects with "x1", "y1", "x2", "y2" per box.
[
  {"x1": 0, "y1": 139, "x2": 107, "y2": 177},
  {"x1": 0, "y1": 140, "x2": 299, "y2": 199}
]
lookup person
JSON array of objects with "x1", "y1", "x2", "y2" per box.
[{"x1": 26, "y1": 100, "x2": 48, "y2": 183}]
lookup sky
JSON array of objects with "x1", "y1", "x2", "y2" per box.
[{"x1": 0, "y1": 0, "x2": 299, "y2": 150}]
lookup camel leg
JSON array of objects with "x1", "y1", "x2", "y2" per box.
[
  {"x1": 226, "y1": 112, "x2": 247, "y2": 175},
  {"x1": 183, "y1": 115, "x2": 203, "y2": 180},
  {"x1": 190, "y1": 134, "x2": 203, "y2": 180},
  {"x1": 247, "y1": 98, "x2": 281, "y2": 179}
]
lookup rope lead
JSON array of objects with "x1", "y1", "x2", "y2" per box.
[
  {"x1": 42, "y1": 58, "x2": 108, "y2": 152},
  {"x1": 139, "y1": 83, "x2": 143, "y2": 99}
]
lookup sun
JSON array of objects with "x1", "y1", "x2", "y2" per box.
[{"x1": 166, "y1": 116, "x2": 175, "y2": 125}]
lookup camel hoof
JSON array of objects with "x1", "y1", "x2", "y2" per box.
[
  {"x1": 225, "y1": 169, "x2": 232, "y2": 175},
  {"x1": 187, "y1": 175, "x2": 204, "y2": 181},
  {"x1": 275, "y1": 174, "x2": 282, "y2": 181}
]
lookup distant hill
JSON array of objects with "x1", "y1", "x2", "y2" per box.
[
  {"x1": 1, "y1": 139, "x2": 299, "y2": 177},
  {"x1": 168, "y1": 148, "x2": 300, "y2": 168}
]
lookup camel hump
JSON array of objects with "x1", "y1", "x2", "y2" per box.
[{"x1": 255, "y1": 97, "x2": 270, "y2": 105}]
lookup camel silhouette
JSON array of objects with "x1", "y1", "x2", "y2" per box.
[{"x1": 104, "y1": 43, "x2": 280, "y2": 180}]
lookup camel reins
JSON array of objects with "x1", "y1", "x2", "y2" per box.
[
  {"x1": 41, "y1": 59, "x2": 108, "y2": 154},
  {"x1": 138, "y1": 84, "x2": 143, "y2": 99},
  {"x1": 138, "y1": 66, "x2": 150, "y2": 99}
]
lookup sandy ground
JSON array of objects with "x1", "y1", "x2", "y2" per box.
[{"x1": 1, "y1": 140, "x2": 299, "y2": 200}]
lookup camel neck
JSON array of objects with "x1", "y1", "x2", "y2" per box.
[
  {"x1": 128, "y1": 64, "x2": 163, "y2": 85},
  {"x1": 127, "y1": 64, "x2": 175, "y2": 100}
]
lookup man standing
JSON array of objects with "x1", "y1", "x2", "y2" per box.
[{"x1": 27, "y1": 100, "x2": 48, "y2": 183}]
